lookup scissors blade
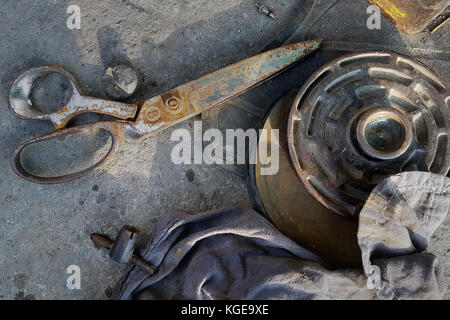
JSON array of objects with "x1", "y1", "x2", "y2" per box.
[{"x1": 132, "y1": 39, "x2": 322, "y2": 135}]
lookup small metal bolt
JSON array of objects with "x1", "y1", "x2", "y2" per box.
[
  {"x1": 255, "y1": 3, "x2": 277, "y2": 20},
  {"x1": 102, "y1": 63, "x2": 139, "y2": 100}
]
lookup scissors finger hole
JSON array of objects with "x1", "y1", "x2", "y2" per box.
[
  {"x1": 15, "y1": 126, "x2": 114, "y2": 181},
  {"x1": 30, "y1": 72, "x2": 74, "y2": 114},
  {"x1": 9, "y1": 66, "x2": 80, "y2": 119}
]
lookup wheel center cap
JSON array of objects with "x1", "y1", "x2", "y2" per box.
[{"x1": 356, "y1": 107, "x2": 413, "y2": 160}]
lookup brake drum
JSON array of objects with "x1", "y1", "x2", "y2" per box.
[{"x1": 253, "y1": 51, "x2": 449, "y2": 265}]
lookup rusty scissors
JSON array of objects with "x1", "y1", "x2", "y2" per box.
[{"x1": 9, "y1": 40, "x2": 321, "y2": 184}]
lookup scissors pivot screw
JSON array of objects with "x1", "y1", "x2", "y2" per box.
[
  {"x1": 165, "y1": 96, "x2": 182, "y2": 113},
  {"x1": 144, "y1": 106, "x2": 161, "y2": 123}
]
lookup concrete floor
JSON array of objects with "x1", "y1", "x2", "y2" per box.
[{"x1": 0, "y1": 0, "x2": 449, "y2": 299}]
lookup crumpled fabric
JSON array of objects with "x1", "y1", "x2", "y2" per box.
[
  {"x1": 359, "y1": 172, "x2": 449, "y2": 299},
  {"x1": 114, "y1": 172, "x2": 450, "y2": 300}
]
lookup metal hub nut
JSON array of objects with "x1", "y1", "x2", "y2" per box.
[{"x1": 356, "y1": 107, "x2": 413, "y2": 160}]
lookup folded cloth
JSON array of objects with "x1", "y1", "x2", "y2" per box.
[{"x1": 114, "y1": 172, "x2": 449, "y2": 300}]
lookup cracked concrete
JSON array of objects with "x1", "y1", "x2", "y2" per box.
[{"x1": 0, "y1": 0, "x2": 449, "y2": 299}]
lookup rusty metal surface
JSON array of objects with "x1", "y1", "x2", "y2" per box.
[
  {"x1": 9, "y1": 40, "x2": 322, "y2": 184},
  {"x1": 287, "y1": 51, "x2": 450, "y2": 218},
  {"x1": 90, "y1": 233, "x2": 114, "y2": 251},
  {"x1": 132, "y1": 40, "x2": 322, "y2": 136},
  {"x1": 369, "y1": 0, "x2": 450, "y2": 34},
  {"x1": 253, "y1": 92, "x2": 361, "y2": 265}
]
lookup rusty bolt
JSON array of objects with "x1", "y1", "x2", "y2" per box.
[
  {"x1": 144, "y1": 106, "x2": 161, "y2": 123},
  {"x1": 165, "y1": 96, "x2": 182, "y2": 113}
]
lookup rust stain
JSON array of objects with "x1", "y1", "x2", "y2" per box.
[{"x1": 111, "y1": 122, "x2": 125, "y2": 141}]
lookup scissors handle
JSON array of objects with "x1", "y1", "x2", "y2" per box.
[
  {"x1": 10, "y1": 121, "x2": 132, "y2": 184},
  {"x1": 9, "y1": 65, "x2": 137, "y2": 129}
]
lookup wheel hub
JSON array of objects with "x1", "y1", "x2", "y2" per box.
[{"x1": 287, "y1": 51, "x2": 450, "y2": 217}]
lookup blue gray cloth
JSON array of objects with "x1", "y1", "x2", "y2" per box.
[{"x1": 114, "y1": 172, "x2": 450, "y2": 300}]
